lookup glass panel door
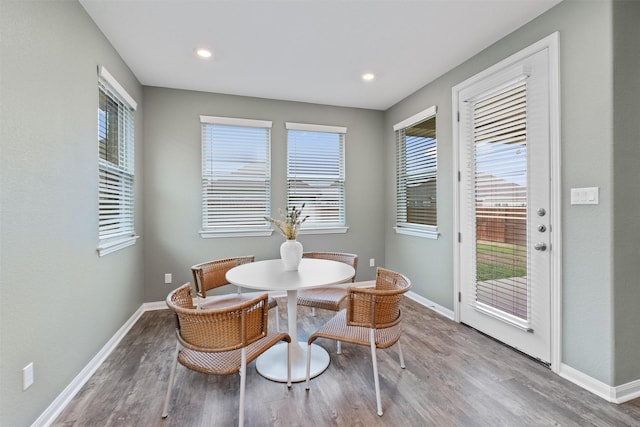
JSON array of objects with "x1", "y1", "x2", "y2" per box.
[
  {"x1": 473, "y1": 83, "x2": 529, "y2": 322},
  {"x1": 456, "y1": 43, "x2": 555, "y2": 365}
]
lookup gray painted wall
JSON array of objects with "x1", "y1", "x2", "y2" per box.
[
  {"x1": 0, "y1": 1, "x2": 144, "y2": 425},
  {"x1": 384, "y1": 0, "x2": 621, "y2": 385},
  {"x1": 2, "y1": 0, "x2": 638, "y2": 425},
  {"x1": 612, "y1": 0, "x2": 640, "y2": 386},
  {"x1": 142, "y1": 87, "x2": 385, "y2": 302}
]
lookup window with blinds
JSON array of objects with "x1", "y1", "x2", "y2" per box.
[
  {"x1": 97, "y1": 66, "x2": 137, "y2": 256},
  {"x1": 472, "y1": 82, "x2": 529, "y2": 320},
  {"x1": 200, "y1": 116, "x2": 272, "y2": 237},
  {"x1": 286, "y1": 122, "x2": 346, "y2": 230},
  {"x1": 394, "y1": 106, "x2": 438, "y2": 238}
]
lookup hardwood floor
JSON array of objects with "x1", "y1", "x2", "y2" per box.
[{"x1": 52, "y1": 297, "x2": 640, "y2": 426}]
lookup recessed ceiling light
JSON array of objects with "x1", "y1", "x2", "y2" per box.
[
  {"x1": 196, "y1": 48, "x2": 212, "y2": 59},
  {"x1": 362, "y1": 73, "x2": 375, "y2": 82}
]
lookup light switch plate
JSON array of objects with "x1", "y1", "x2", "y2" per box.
[{"x1": 571, "y1": 187, "x2": 599, "y2": 205}]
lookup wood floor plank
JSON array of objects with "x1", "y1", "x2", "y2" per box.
[{"x1": 52, "y1": 298, "x2": 640, "y2": 426}]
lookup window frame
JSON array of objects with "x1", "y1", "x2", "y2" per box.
[
  {"x1": 394, "y1": 105, "x2": 439, "y2": 239},
  {"x1": 285, "y1": 122, "x2": 348, "y2": 235},
  {"x1": 97, "y1": 66, "x2": 138, "y2": 256},
  {"x1": 199, "y1": 115, "x2": 273, "y2": 238}
]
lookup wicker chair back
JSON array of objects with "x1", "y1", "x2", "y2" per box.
[
  {"x1": 346, "y1": 268, "x2": 411, "y2": 329},
  {"x1": 191, "y1": 256, "x2": 254, "y2": 298},
  {"x1": 166, "y1": 283, "x2": 268, "y2": 352}
]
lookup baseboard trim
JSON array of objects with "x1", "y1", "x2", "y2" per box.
[
  {"x1": 32, "y1": 304, "x2": 147, "y2": 427},
  {"x1": 143, "y1": 300, "x2": 168, "y2": 311},
  {"x1": 559, "y1": 363, "x2": 616, "y2": 402},
  {"x1": 616, "y1": 378, "x2": 640, "y2": 403},
  {"x1": 559, "y1": 363, "x2": 640, "y2": 404},
  {"x1": 405, "y1": 290, "x2": 455, "y2": 320}
]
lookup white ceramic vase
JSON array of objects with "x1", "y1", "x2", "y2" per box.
[{"x1": 280, "y1": 239, "x2": 303, "y2": 271}]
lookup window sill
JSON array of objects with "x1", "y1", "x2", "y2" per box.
[
  {"x1": 200, "y1": 228, "x2": 274, "y2": 238},
  {"x1": 97, "y1": 235, "x2": 140, "y2": 256},
  {"x1": 394, "y1": 226, "x2": 439, "y2": 239},
  {"x1": 298, "y1": 226, "x2": 349, "y2": 235}
]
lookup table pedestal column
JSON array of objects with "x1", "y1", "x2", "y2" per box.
[{"x1": 255, "y1": 289, "x2": 330, "y2": 382}]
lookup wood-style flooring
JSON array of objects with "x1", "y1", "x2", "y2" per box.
[{"x1": 52, "y1": 297, "x2": 640, "y2": 426}]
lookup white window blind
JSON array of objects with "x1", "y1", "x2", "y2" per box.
[
  {"x1": 97, "y1": 67, "x2": 137, "y2": 255},
  {"x1": 472, "y1": 82, "x2": 529, "y2": 320},
  {"x1": 286, "y1": 122, "x2": 346, "y2": 229},
  {"x1": 394, "y1": 106, "x2": 438, "y2": 238},
  {"x1": 200, "y1": 116, "x2": 272, "y2": 236}
]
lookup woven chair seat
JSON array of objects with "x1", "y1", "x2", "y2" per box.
[
  {"x1": 178, "y1": 330, "x2": 290, "y2": 375},
  {"x1": 308, "y1": 309, "x2": 402, "y2": 350},
  {"x1": 297, "y1": 252, "x2": 358, "y2": 313},
  {"x1": 200, "y1": 293, "x2": 278, "y2": 311},
  {"x1": 297, "y1": 286, "x2": 347, "y2": 312}
]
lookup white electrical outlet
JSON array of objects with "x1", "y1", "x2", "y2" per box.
[
  {"x1": 369, "y1": 258, "x2": 375, "y2": 267},
  {"x1": 164, "y1": 273, "x2": 172, "y2": 284},
  {"x1": 23, "y1": 363, "x2": 34, "y2": 391}
]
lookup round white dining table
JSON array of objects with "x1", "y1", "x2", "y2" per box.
[{"x1": 226, "y1": 258, "x2": 355, "y2": 382}]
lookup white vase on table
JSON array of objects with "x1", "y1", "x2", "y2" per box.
[{"x1": 280, "y1": 239, "x2": 303, "y2": 271}]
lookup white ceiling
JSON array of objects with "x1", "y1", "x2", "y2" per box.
[{"x1": 80, "y1": 0, "x2": 561, "y2": 111}]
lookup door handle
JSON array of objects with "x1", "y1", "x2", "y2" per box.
[{"x1": 534, "y1": 242, "x2": 547, "y2": 251}]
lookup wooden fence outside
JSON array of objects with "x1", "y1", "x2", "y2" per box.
[{"x1": 476, "y1": 207, "x2": 527, "y2": 246}]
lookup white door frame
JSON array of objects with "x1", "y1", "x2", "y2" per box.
[{"x1": 452, "y1": 32, "x2": 562, "y2": 372}]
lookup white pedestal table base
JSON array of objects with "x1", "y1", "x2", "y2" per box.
[{"x1": 255, "y1": 341, "x2": 329, "y2": 383}]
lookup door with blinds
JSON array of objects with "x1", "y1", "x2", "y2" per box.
[{"x1": 455, "y1": 43, "x2": 555, "y2": 364}]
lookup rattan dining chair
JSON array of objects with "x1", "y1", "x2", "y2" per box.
[
  {"x1": 192, "y1": 256, "x2": 280, "y2": 330},
  {"x1": 297, "y1": 252, "x2": 358, "y2": 317},
  {"x1": 305, "y1": 267, "x2": 411, "y2": 417},
  {"x1": 162, "y1": 283, "x2": 291, "y2": 427}
]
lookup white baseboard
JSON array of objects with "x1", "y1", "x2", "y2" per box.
[
  {"x1": 32, "y1": 304, "x2": 147, "y2": 427},
  {"x1": 559, "y1": 363, "x2": 640, "y2": 404},
  {"x1": 405, "y1": 290, "x2": 455, "y2": 320},
  {"x1": 351, "y1": 279, "x2": 376, "y2": 288},
  {"x1": 616, "y1": 378, "x2": 640, "y2": 403},
  {"x1": 143, "y1": 300, "x2": 168, "y2": 311}
]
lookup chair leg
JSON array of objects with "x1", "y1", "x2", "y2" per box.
[
  {"x1": 305, "y1": 343, "x2": 312, "y2": 390},
  {"x1": 239, "y1": 348, "x2": 247, "y2": 427},
  {"x1": 311, "y1": 307, "x2": 316, "y2": 317},
  {"x1": 370, "y1": 329, "x2": 383, "y2": 416},
  {"x1": 337, "y1": 340, "x2": 342, "y2": 354},
  {"x1": 275, "y1": 305, "x2": 280, "y2": 331},
  {"x1": 287, "y1": 340, "x2": 292, "y2": 388},
  {"x1": 161, "y1": 342, "x2": 180, "y2": 418},
  {"x1": 397, "y1": 340, "x2": 406, "y2": 369}
]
